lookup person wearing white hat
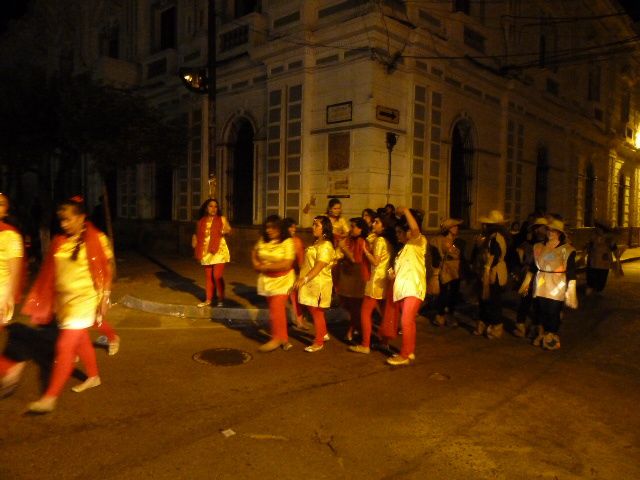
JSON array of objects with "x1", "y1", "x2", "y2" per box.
[
  {"x1": 513, "y1": 217, "x2": 548, "y2": 338},
  {"x1": 429, "y1": 218, "x2": 465, "y2": 327},
  {"x1": 472, "y1": 210, "x2": 509, "y2": 339},
  {"x1": 518, "y1": 218, "x2": 577, "y2": 350}
]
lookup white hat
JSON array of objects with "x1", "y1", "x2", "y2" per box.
[{"x1": 478, "y1": 210, "x2": 505, "y2": 224}]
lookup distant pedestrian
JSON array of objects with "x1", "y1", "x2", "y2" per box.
[
  {"x1": 349, "y1": 214, "x2": 393, "y2": 355},
  {"x1": 472, "y1": 210, "x2": 509, "y2": 339},
  {"x1": 386, "y1": 207, "x2": 426, "y2": 366},
  {"x1": 192, "y1": 198, "x2": 231, "y2": 307},
  {"x1": 337, "y1": 217, "x2": 370, "y2": 342},
  {"x1": 327, "y1": 198, "x2": 349, "y2": 246},
  {"x1": 293, "y1": 216, "x2": 335, "y2": 353},
  {"x1": 584, "y1": 221, "x2": 622, "y2": 295},
  {"x1": 429, "y1": 218, "x2": 465, "y2": 328},
  {"x1": 22, "y1": 195, "x2": 113, "y2": 413},
  {"x1": 252, "y1": 216, "x2": 295, "y2": 352},
  {"x1": 519, "y1": 218, "x2": 577, "y2": 350},
  {"x1": 513, "y1": 217, "x2": 548, "y2": 339}
]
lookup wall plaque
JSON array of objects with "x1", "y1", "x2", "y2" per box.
[{"x1": 326, "y1": 101, "x2": 352, "y2": 124}]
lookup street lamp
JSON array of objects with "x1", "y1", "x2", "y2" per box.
[
  {"x1": 386, "y1": 132, "x2": 398, "y2": 202},
  {"x1": 177, "y1": 0, "x2": 217, "y2": 194}
]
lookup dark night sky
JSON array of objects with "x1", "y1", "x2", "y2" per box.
[
  {"x1": 1, "y1": 1, "x2": 639, "y2": 33},
  {"x1": 0, "y1": 0, "x2": 31, "y2": 34}
]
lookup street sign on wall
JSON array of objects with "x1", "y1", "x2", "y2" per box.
[{"x1": 376, "y1": 106, "x2": 399, "y2": 124}]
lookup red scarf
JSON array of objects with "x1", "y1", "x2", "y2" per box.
[
  {"x1": 347, "y1": 237, "x2": 371, "y2": 282},
  {"x1": 0, "y1": 221, "x2": 26, "y2": 303},
  {"x1": 22, "y1": 222, "x2": 111, "y2": 325},
  {"x1": 195, "y1": 216, "x2": 223, "y2": 260}
]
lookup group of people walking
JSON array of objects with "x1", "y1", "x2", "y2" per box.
[
  {"x1": 192, "y1": 196, "x2": 623, "y2": 364},
  {"x1": 1, "y1": 191, "x2": 624, "y2": 414}
]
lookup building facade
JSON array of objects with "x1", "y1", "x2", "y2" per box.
[{"x1": 6, "y1": 0, "x2": 640, "y2": 244}]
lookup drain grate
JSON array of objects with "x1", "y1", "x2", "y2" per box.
[{"x1": 193, "y1": 348, "x2": 253, "y2": 366}]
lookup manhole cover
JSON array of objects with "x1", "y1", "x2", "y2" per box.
[{"x1": 193, "y1": 348, "x2": 252, "y2": 366}]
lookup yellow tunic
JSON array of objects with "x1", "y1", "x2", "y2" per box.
[
  {"x1": 331, "y1": 216, "x2": 350, "y2": 239},
  {"x1": 0, "y1": 230, "x2": 23, "y2": 301},
  {"x1": 255, "y1": 238, "x2": 295, "y2": 296},
  {"x1": 298, "y1": 240, "x2": 335, "y2": 308},
  {"x1": 364, "y1": 235, "x2": 391, "y2": 299},
  {"x1": 393, "y1": 235, "x2": 427, "y2": 302},
  {"x1": 201, "y1": 216, "x2": 231, "y2": 265},
  {"x1": 55, "y1": 233, "x2": 113, "y2": 329}
]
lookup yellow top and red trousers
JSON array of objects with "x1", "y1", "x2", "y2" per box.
[
  {"x1": 298, "y1": 240, "x2": 335, "y2": 345},
  {"x1": 359, "y1": 235, "x2": 391, "y2": 348},
  {"x1": 254, "y1": 238, "x2": 295, "y2": 342},
  {"x1": 393, "y1": 235, "x2": 427, "y2": 359}
]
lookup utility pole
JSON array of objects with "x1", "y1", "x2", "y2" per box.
[{"x1": 207, "y1": 0, "x2": 217, "y2": 185}]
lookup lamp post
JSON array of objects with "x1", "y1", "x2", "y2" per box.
[
  {"x1": 178, "y1": 0, "x2": 217, "y2": 195},
  {"x1": 386, "y1": 132, "x2": 398, "y2": 202}
]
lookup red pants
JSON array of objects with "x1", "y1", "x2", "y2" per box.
[
  {"x1": 398, "y1": 296, "x2": 422, "y2": 358},
  {"x1": 378, "y1": 282, "x2": 400, "y2": 342},
  {"x1": 204, "y1": 264, "x2": 225, "y2": 302},
  {"x1": 45, "y1": 328, "x2": 98, "y2": 398},
  {"x1": 290, "y1": 291, "x2": 304, "y2": 319},
  {"x1": 0, "y1": 355, "x2": 17, "y2": 375},
  {"x1": 307, "y1": 306, "x2": 327, "y2": 345},
  {"x1": 267, "y1": 295, "x2": 288, "y2": 342},
  {"x1": 95, "y1": 319, "x2": 117, "y2": 342},
  {"x1": 360, "y1": 296, "x2": 379, "y2": 348},
  {"x1": 341, "y1": 296, "x2": 362, "y2": 334}
]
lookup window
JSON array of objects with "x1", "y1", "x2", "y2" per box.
[
  {"x1": 234, "y1": 0, "x2": 258, "y2": 19},
  {"x1": 588, "y1": 65, "x2": 601, "y2": 102},
  {"x1": 535, "y1": 147, "x2": 549, "y2": 213},
  {"x1": 160, "y1": 7, "x2": 177, "y2": 50},
  {"x1": 584, "y1": 162, "x2": 595, "y2": 227},
  {"x1": 100, "y1": 25, "x2": 120, "y2": 58},
  {"x1": 453, "y1": 0, "x2": 470, "y2": 14},
  {"x1": 621, "y1": 88, "x2": 630, "y2": 123}
]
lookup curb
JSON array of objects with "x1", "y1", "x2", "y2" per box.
[{"x1": 119, "y1": 294, "x2": 349, "y2": 325}]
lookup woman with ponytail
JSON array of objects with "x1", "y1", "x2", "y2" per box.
[
  {"x1": 22, "y1": 196, "x2": 114, "y2": 413},
  {"x1": 192, "y1": 198, "x2": 232, "y2": 307}
]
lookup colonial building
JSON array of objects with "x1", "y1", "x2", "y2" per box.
[{"x1": 5, "y1": 0, "x2": 640, "y2": 248}]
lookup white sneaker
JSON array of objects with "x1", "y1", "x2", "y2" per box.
[{"x1": 72, "y1": 376, "x2": 101, "y2": 393}]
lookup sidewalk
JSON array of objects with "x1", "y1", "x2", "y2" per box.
[
  {"x1": 110, "y1": 246, "x2": 640, "y2": 325},
  {"x1": 110, "y1": 250, "x2": 348, "y2": 325}
]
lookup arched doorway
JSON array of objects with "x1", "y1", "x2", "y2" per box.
[
  {"x1": 230, "y1": 119, "x2": 255, "y2": 224},
  {"x1": 449, "y1": 121, "x2": 474, "y2": 226}
]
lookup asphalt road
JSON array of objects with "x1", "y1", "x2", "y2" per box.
[{"x1": 1, "y1": 264, "x2": 639, "y2": 479}]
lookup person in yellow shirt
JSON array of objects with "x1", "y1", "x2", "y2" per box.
[
  {"x1": 349, "y1": 214, "x2": 393, "y2": 354},
  {"x1": 387, "y1": 207, "x2": 427, "y2": 366},
  {"x1": 252, "y1": 216, "x2": 296, "y2": 352},
  {"x1": 22, "y1": 196, "x2": 113, "y2": 413},
  {"x1": 293, "y1": 216, "x2": 335, "y2": 352},
  {"x1": 0, "y1": 193, "x2": 27, "y2": 396}
]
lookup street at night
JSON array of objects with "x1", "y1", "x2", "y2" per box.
[{"x1": 1, "y1": 252, "x2": 639, "y2": 479}]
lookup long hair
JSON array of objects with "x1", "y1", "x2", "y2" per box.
[
  {"x1": 314, "y1": 215, "x2": 334, "y2": 243},
  {"x1": 374, "y1": 213, "x2": 400, "y2": 256},
  {"x1": 396, "y1": 209, "x2": 424, "y2": 232},
  {"x1": 349, "y1": 217, "x2": 369, "y2": 239},
  {"x1": 58, "y1": 195, "x2": 87, "y2": 261},
  {"x1": 198, "y1": 198, "x2": 222, "y2": 219},
  {"x1": 261, "y1": 215, "x2": 289, "y2": 243}
]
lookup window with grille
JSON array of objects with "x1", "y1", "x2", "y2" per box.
[{"x1": 505, "y1": 120, "x2": 524, "y2": 221}]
